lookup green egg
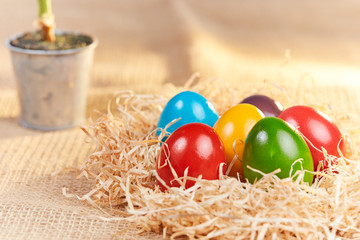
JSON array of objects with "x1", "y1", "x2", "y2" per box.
[{"x1": 243, "y1": 117, "x2": 314, "y2": 185}]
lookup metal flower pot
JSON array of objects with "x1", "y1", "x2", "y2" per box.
[{"x1": 6, "y1": 31, "x2": 98, "y2": 131}]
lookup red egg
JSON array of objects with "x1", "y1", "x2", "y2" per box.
[
  {"x1": 278, "y1": 105, "x2": 345, "y2": 171},
  {"x1": 156, "y1": 122, "x2": 226, "y2": 192}
]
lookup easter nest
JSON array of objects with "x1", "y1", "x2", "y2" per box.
[{"x1": 66, "y1": 75, "x2": 360, "y2": 239}]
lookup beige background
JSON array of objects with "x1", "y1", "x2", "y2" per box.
[{"x1": 1, "y1": 0, "x2": 360, "y2": 239}]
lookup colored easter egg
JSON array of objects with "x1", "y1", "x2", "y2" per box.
[
  {"x1": 279, "y1": 105, "x2": 345, "y2": 171},
  {"x1": 214, "y1": 104, "x2": 264, "y2": 179},
  {"x1": 241, "y1": 94, "x2": 283, "y2": 117},
  {"x1": 157, "y1": 91, "x2": 219, "y2": 136},
  {"x1": 156, "y1": 123, "x2": 226, "y2": 191},
  {"x1": 243, "y1": 117, "x2": 314, "y2": 185}
]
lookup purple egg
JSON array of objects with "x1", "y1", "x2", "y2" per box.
[{"x1": 241, "y1": 94, "x2": 283, "y2": 117}]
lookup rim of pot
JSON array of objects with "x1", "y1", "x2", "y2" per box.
[{"x1": 5, "y1": 30, "x2": 98, "y2": 56}]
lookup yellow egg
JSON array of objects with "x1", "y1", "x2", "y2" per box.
[{"x1": 214, "y1": 104, "x2": 264, "y2": 179}]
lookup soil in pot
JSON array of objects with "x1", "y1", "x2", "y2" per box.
[{"x1": 10, "y1": 31, "x2": 93, "y2": 50}]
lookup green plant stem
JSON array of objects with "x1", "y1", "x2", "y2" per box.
[{"x1": 38, "y1": 0, "x2": 52, "y2": 17}]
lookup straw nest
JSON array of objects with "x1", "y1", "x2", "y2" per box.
[{"x1": 70, "y1": 76, "x2": 360, "y2": 239}]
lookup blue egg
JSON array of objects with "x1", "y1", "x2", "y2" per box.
[{"x1": 157, "y1": 91, "x2": 219, "y2": 136}]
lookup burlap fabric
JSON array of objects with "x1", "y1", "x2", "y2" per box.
[{"x1": 1, "y1": 0, "x2": 360, "y2": 239}]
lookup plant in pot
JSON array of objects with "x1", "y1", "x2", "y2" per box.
[{"x1": 6, "y1": 0, "x2": 98, "y2": 131}]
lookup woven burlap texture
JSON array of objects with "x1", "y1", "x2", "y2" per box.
[{"x1": 1, "y1": 0, "x2": 360, "y2": 239}]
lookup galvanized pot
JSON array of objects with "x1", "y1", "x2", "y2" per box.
[{"x1": 6, "y1": 31, "x2": 98, "y2": 131}]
